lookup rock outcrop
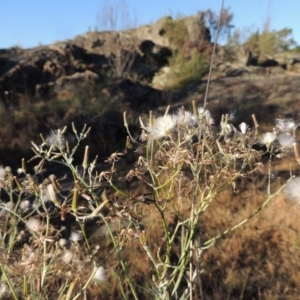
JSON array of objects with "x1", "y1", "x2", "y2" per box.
[
  {"x1": 0, "y1": 15, "x2": 213, "y2": 104},
  {"x1": 2, "y1": 14, "x2": 300, "y2": 105},
  {"x1": 1, "y1": 14, "x2": 300, "y2": 165}
]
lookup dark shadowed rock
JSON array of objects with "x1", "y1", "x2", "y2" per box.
[
  {"x1": 139, "y1": 40, "x2": 172, "y2": 66},
  {"x1": 258, "y1": 58, "x2": 279, "y2": 67},
  {"x1": 55, "y1": 70, "x2": 100, "y2": 89},
  {"x1": 0, "y1": 43, "x2": 109, "y2": 103},
  {"x1": 102, "y1": 78, "x2": 164, "y2": 110}
]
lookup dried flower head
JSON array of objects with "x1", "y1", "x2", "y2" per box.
[
  {"x1": 259, "y1": 132, "x2": 277, "y2": 149},
  {"x1": 284, "y1": 177, "x2": 300, "y2": 205},
  {"x1": 93, "y1": 266, "x2": 105, "y2": 282},
  {"x1": 275, "y1": 118, "x2": 299, "y2": 136},
  {"x1": 239, "y1": 122, "x2": 249, "y2": 135},
  {"x1": 26, "y1": 218, "x2": 44, "y2": 232},
  {"x1": 61, "y1": 250, "x2": 73, "y2": 264},
  {"x1": 44, "y1": 184, "x2": 60, "y2": 206},
  {"x1": 151, "y1": 114, "x2": 177, "y2": 140},
  {"x1": 220, "y1": 123, "x2": 234, "y2": 142},
  {"x1": 69, "y1": 231, "x2": 83, "y2": 243},
  {"x1": 175, "y1": 109, "x2": 197, "y2": 127},
  {"x1": 46, "y1": 129, "x2": 66, "y2": 150},
  {"x1": 277, "y1": 133, "x2": 295, "y2": 149},
  {"x1": 197, "y1": 107, "x2": 214, "y2": 125},
  {"x1": 19, "y1": 200, "x2": 31, "y2": 212},
  {"x1": 58, "y1": 238, "x2": 68, "y2": 247}
]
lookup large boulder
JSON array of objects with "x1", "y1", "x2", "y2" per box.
[
  {"x1": 0, "y1": 43, "x2": 107, "y2": 103},
  {"x1": 101, "y1": 78, "x2": 164, "y2": 110}
]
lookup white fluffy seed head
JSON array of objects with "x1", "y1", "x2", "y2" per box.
[
  {"x1": 61, "y1": 250, "x2": 73, "y2": 264},
  {"x1": 19, "y1": 200, "x2": 31, "y2": 212},
  {"x1": 239, "y1": 122, "x2": 248, "y2": 135},
  {"x1": 26, "y1": 218, "x2": 43, "y2": 232},
  {"x1": 284, "y1": 177, "x2": 300, "y2": 205},
  {"x1": 58, "y1": 238, "x2": 68, "y2": 247},
  {"x1": 275, "y1": 118, "x2": 299, "y2": 135},
  {"x1": 69, "y1": 231, "x2": 83, "y2": 243},
  {"x1": 151, "y1": 114, "x2": 177, "y2": 140},
  {"x1": 175, "y1": 110, "x2": 198, "y2": 127},
  {"x1": 220, "y1": 123, "x2": 233, "y2": 138},
  {"x1": 277, "y1": 133, "x2": 295, "y2": 149},
  {"x1": 198, "y1": 107, "x2": 214, "y2": 125},
  {"x1": 259, "y1": 132, "x2": 277, "y2": 148},
  {"x1": 93, "y1": 266, "x2": 105, "y2": 282},
  {"x1": 46, "y1": 129, "x2": 66, "y2": 150}
]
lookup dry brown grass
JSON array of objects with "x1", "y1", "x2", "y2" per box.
[
  {"x1": 79, "y1": 166, "x2": 300, "y2": 300},
  {"x1": 187, "y1": 178, "x2": 300, "y2": 300}
]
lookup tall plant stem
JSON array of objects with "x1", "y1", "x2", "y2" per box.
[{"x1": 203, "y1": 0, "x2": 225, "y2": 108}]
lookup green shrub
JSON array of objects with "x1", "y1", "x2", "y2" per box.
[
  {"x1": 160, "y1": 17, "x2": 209, "y2": 90},
  {"x1": 166, "y1": 49, "x2": 208, "y2": 90},
  {"x1": 227, "y1": 27, "x2": 297, "y2": 62},
  {"x1": 242, "y1": 28, "x2": 296, "y2": 62},
  {"x1": 162, "y1": 17, "x2": 188, "y2": 50}
]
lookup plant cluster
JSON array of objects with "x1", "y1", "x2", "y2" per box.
[
  {"x1": 162, "y1": 17, "x2": 188, "y2": 51},
  {"x1": 244, "y1": 28, "x2": 296, "y2": 60},
  {"x1": 227, "y1": 27, "x2": 297, "y2": 60},
  {"x1": 0, "y1": 100, "x2": 299, "y2": 299},
  {"x1": 161, "y1": 17, "x2": 209, "y2": 90},
  {"x1": 166, "y1": 49, "x2": 208, "y2": 90}
]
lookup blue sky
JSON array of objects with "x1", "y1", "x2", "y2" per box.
[{"x1": 1, "y1": 0, "x2": 299, "y2": 49}]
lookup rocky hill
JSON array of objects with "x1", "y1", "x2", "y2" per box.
[
  {"x1": 1, "y1": 15, "x2": 300, "y2": 165},
  {"x1": 2, "y1": 15, "x2": 300, "y2": 300}
]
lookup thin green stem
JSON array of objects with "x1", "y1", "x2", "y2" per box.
[
  {"x1": 203, "y1": 0, "x2": 224, "y2": 107},
  {"x1": 200, "y1": 180, "x2": 290, "y2": 248},
  {"x1": 0, "y1": 264, "x2": 18, "y2": 300}
]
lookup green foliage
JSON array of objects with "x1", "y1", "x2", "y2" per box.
[
  {"x1": 288, "y1": 45, "x2": 300, "y2": 53},
  {"x1": 162, "y1": 17, "x2": 188, "y2": 50},
  {"x1": 226, "y1": 26, "x2": 254, "y2": 47},
  {"x1": 160, "y1": 16, "x2": 209, "y2": 90},
  {"x1": 245, "y1": 28, "x2": 296, "y2": 56},
  {"x1": 166, "y1": 49, "x2": 208, "y2": 90},
  {"x1": 227, "y1": 27, "x2": 297, "y2": 63}
]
